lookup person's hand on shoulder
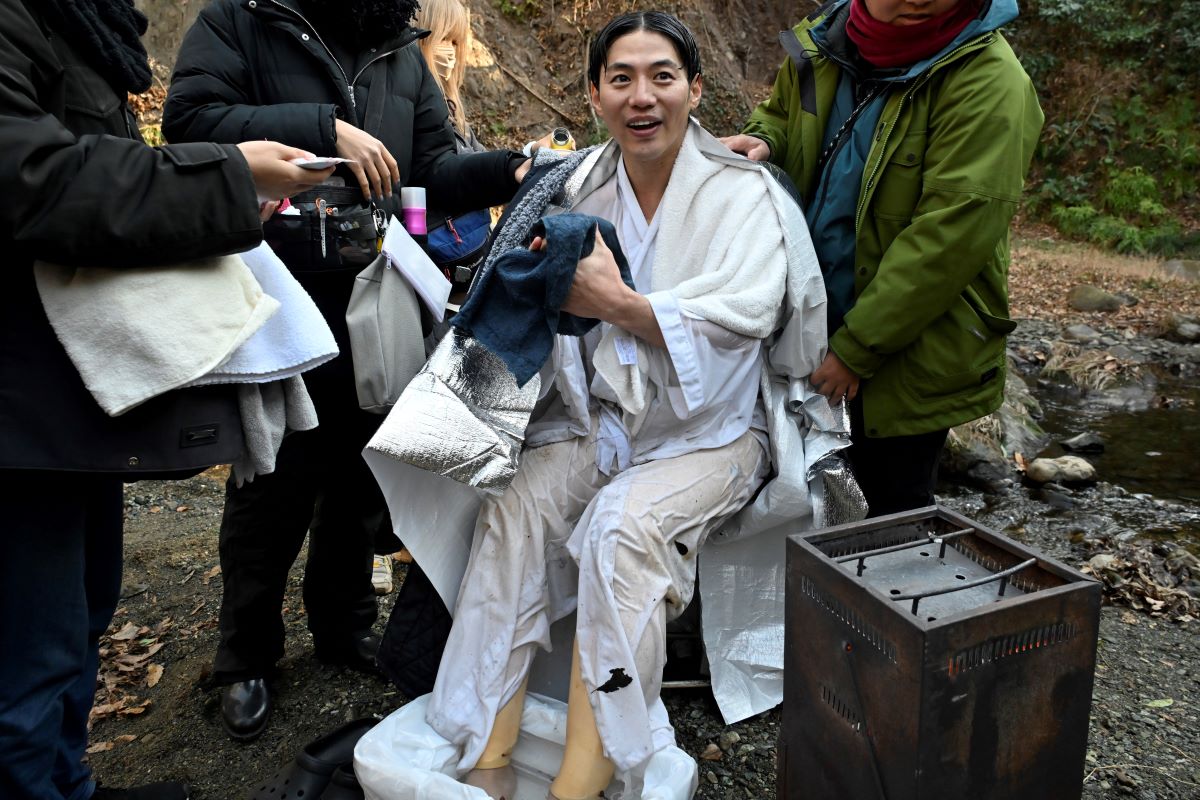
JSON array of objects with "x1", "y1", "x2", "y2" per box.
[
  {"x1": 334, "y1": 119, "x2": 400, "y2": 201},
  {"x1": 720, "y1": 134, "x2": 771, "y2": 162},
  {"x1": 237, "y1": 141, "x2": 336, "y2": 201}
]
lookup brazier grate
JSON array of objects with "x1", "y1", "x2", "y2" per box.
[{"x1": 779, "y1": 505, "x2": 1101, "y2": 800}]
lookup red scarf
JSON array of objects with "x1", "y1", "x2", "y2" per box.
[{"x1": 846, "y1": 0, "x2": 981, "y2": 69}]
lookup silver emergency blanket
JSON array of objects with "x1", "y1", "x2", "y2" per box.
[
  {"x1": 814, "y1": 454, "x2": 868, "y2": 527},
  {"x1": 365, "y1": 328, "x2": 540, "y2": 494},
  {"x1": 699, "y1": 377, "x2": 866, "y2": 724},
  {"x1": 804, "y1": 397, "x2": 867, "y2": 528}
]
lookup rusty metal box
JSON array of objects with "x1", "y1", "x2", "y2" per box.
[{"x1": 779, "y1": 505, "x2": 1101, "y2": 800}]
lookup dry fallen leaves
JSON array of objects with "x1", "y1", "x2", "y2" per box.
[
  {"x1": 1009, "y1": 236, "x2": 1200, "y2": 335},
  {"x1": 146, "y1": 663, "x2": 164, "y2": 688},
  {"x1": 1080, "y1": 540, "x2": 1199, "y2": 621},
  {"x1": 91, "y1": 617, "x2": 173, "y2": 728}
]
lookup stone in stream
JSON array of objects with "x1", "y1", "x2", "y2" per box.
[
  {"x1": 1061, "y1": 432, "x2": 1105, "y2": 453},
  {"x1": 1063, "y1": 323, "x2": 1101, "y2": 343},
  {"x1": 1040, "y1": 482, "x2": 1076, "y2": 510},
  {"x1": 1068, "y1": 285, "x2": 1124, "y2": 312},
  {"x1": 1026, "y1": 455, "x2": 1097, "y2": 484},
  {"x1": 942, "y1": 363, "x2": 1047, "y2": 492},
  {"x1": 1164, "y1": 312, "x2": 1200, "y2": 343}
]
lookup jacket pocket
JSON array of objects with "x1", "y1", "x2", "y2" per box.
[
  {"x1": 63, "y1": 65, "x2": 121, "y2": 119},
  {"x1": 900, "y1": 294, "x2": 1007, "y2": 400},
  {"x1": 872, "y1": 129, "x2": 927, "y2": 222}
]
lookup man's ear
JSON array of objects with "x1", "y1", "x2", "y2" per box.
[
  {"x1": 689, "y1": 74, "x2": 703, "y2": 110},
  {"x1": 589, "y1": 81, "x2": 602, "y2": 115}
]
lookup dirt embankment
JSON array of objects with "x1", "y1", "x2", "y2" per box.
[{"x1": 134, "y1": 0, "x2": 804, "y2": 143}]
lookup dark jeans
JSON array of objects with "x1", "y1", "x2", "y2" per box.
[
  {"x1": 846, "y1": 397, "x2": 949, "y2": 518},
  {"x1": 0, "y1": 470, "x2": 123, "y2": 800},
  {"x1": 213, "y1": 417, "x2": 386, "y2": 683}
]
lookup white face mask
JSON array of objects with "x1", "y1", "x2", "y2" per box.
[{"x1": 432, "y1": 43, "x2": 457, "y2": 81}]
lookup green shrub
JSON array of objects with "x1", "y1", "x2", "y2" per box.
[
  {"x1": 1102, "y1": 167, "x2": 1158, "y2": 218},
  {"x1": 495, "y1": 0, "x2": 539, "y2": 20},
  {"x1": 1050, "y1": 204, "x2": 1099, "y2": 239},
  {"x1": 1011, "y1": 0, "x2": 1199, "y2": 256}
]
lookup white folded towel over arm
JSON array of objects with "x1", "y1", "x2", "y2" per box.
[
  {"x1": 34, "y1": 254, "x2": 278, "y2": 416},
  {"x1": 186, "y1": 242, "x2": 338, "y2": 386}
]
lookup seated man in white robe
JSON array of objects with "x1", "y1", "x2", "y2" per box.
[{"x1": 426, "y1": 11, "x2": 824, "y2": 800}]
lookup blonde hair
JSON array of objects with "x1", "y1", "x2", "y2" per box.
[{"x1": 417, "y1": 0, "x2": 471, "y2": 135}]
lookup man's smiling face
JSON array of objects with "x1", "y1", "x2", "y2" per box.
[{"x1": 589, "y1": 29, "x2": 702, "y2": 171}]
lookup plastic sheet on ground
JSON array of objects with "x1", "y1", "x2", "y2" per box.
[{"x1": 355, "y1": 694, "x2": 698, "y2": 800}]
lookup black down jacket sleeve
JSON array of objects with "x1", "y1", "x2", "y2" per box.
[
  {"x1": 0, "y1": 2, "x2": 262, "y2": 268},
  {"x1": 162, "y1": 2, "x2": 338, "y2": 157}
]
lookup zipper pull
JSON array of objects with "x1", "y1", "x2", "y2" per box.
[
  {"x1": 446, "y1": 218, "x2": 462, "y2": 244},
  {"x1": 316, "y1": 198, "x2": 327, "y2": 258}
]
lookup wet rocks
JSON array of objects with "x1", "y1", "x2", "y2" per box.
[
  {"x1": 942, "y1": 364, "x2": 1046, "y2": 493},
  {"x1": 1026, "y1": 455, "x2": 1097, "y2": 484},
  {"x1": 1035, "y1": 481, "x2": 1077, "y2": 510},
  {"x1": 1163, "y1": 312, "x2": 1200, "y2": 344},
  {"x1": 1069, "y1": 285, "x2": 1126, "y2": 312},
  {"x1": 1064, "y1": 323, "x2": 1102, "y2": 343},
  {"x1": 1062, "y1": 432, "x2": 1105, "y2": 453}
]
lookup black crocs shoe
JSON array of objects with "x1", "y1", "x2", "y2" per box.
[{"x1": 246, "y1": 717, "x2": 377, "y2": 800}]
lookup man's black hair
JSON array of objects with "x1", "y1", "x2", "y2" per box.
[{"x1": 587, "y1": 11, "x2": 702, "y2": 88}]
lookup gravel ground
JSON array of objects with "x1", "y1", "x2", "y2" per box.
[
  {"x1": 87, "y1": 462, "x2": 1200, "y2": 799},
  {"x1": 89, "y1": 297, "x2": 1200, "y2": 798}
]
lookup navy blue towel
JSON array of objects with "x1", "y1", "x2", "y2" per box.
[{"x1": 452, "y1": 213, "x2": 634, "y2": 386}]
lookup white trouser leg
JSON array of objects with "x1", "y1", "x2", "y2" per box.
[
  {"x1": 428, "y1": 430, "x2": 604, "y2": 773},
  {"x1": 429, "y1": 426, "x2": 767, "y2": 775},
  {"x1": 568, "y1": 432, "x2": 768, "y2": 771}
]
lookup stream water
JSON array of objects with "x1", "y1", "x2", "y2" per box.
[
  {"x1": 1035, "y1": 372, "x2": 1200, "y2": 505},
  {"x1": 945, "y1": 369, "x2": 1200, "y2": 557}
]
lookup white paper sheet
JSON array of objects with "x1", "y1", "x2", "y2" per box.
[
  {"x1": 383, "y1": 215, "x2": 452, "y2": 322},
  {"x1": 362, "y1": 451, "x2": 482, "y2": 610}
]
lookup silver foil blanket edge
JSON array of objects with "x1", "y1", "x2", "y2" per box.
[
  {"x1": 807, "y1": 400, "x2": 867, "y2": 527},
  {"x1": 812, "y1": 454, "x2": 868, "y2": 527},
  {"x1": 366, "y1": 330, "x2": 540, "y2": 494}
]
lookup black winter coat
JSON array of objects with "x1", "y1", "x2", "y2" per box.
[
  {"x1": 0, "y1": 0, "x2": 265, "y2": 473},
  {"x1": 162, "y1": 0, "x2": 522, "y2": 422},
  {"x1": 162, "y1": 0, "x2": 520, "y2": 223}
]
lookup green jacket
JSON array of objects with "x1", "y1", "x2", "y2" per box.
[{"x1": 743, "y1": 2, "x2": 1044, "y2": 437}]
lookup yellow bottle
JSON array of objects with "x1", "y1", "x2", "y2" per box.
[{"x1": 550, "y1": 127, "x2": 575, "y2": 151}]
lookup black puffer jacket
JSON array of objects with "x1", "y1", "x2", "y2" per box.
[
  {"x1": 163, "y1": 0, "x2": 520, "y2": 222},
  {"x1": 163, "y1": 0, "x2": 522, "y2": 421},
  {"x1": 0, "y1": 0, "x2": 264, "y2": 474}
]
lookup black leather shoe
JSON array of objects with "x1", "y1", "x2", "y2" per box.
[
  {"x1": 314, "y1": 633, "x2": 381, "y2": 675},
  {"x1": 93, "y1": 781, "x2": 190, "y2": 799},
  {"x1": 221, "y1": 678, "x2": 271, "y2": 741}
]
